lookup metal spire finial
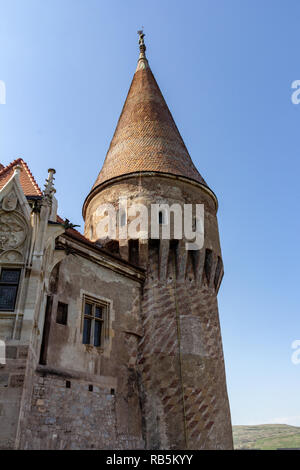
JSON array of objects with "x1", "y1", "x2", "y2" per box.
[
  {"x1": 136, "y1": 29, "x2": 149, "y2": 71},
  {"x1": 137, "y1": 29, "x2": 145, "y2": 48}
]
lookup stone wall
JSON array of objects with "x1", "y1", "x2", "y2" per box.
[
  {"x1": 16, "y1": 249, "x2": 145, "y2": 449},
  {"x1": 139, "y1": 242, "x2": 232, "y2": 449},
  {"x1": 18, "y1": 371, "x2": 143, "y2": 450},
  {"x1": 0, "y1": 344, "x2": 28, "y2": 448},
  {"x1": 84, "y1": 173, "x2": 233, "y2": 450},
  {"x1": 84, "y1": 175, "x2": 220, "y2": 257}
]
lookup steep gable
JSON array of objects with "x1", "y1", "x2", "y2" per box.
[{"x1": 0, "y1": 158, "x2": 42, "y2": 197}]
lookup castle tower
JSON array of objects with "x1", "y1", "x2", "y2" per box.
[{"x1": 83, "y1": 32, "x2": 233, "y2": 450}]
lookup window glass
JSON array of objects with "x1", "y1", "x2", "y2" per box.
[
  {"x1": 83, "y1": 317, "x2": 92, "y2": 344},
  {"x1": 84, "y1": 303, "x2": 93, "y2": 316},
  {"x1": 94, "y1": 320, "x2": 102, "y2": 347},
  {"x1": 82, "y1": 298, "x2": 108, "y2": 348},
  {"x1": 95, "y1": 306, "x2": 103, "y2": 318},
  {"x1": 0, "y1": 269, "x2": 21, "y2": 311}
]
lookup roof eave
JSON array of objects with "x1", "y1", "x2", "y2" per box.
[{"x1": 82, "y1": 171, "x2": 218, "y2": 220}]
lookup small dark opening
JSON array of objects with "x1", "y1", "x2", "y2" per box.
[
  {"x1": 88, "y1": 384, "x2": 93, "y2": 392},
  {"x1": 56, "y1": 301, "x2": 68, "y2": 325},
  {"x1": 169, "y1": 239, "x2": 179, "y2": 279},
  {"x1": 204, "y1": 249, "x2": 213, "y2": 283},
  {"x1": 110, "y1": 388, "x2": 115, "y2": 395},
  {"x1": 128, "y1": 239, "x2": 139, "y2": 265},
  {"x1": 158, "y1": 211, "x2": 163, "y2": 225},
  {"x1": 66, "y1": 380, "x2": 71, "y2": 388},
  {"x1": 39, "y1": 295, "x2": 53, "y2": 365},
  {"x1": 214, "y1": 256, "x2": 223, "y2": 290}
]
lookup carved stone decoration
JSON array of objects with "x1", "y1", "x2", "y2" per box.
[
  {"x1": 0, "y1": 249, "x2": 23, "y2": 263},
  {"x1": 0, "y1": 211, "x2": 27, "y2": 251},
  {"x1": 2, "y1": 191, "x2": 18, "y2": 212}
]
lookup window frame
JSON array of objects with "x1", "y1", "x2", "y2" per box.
[
  {"x1": 0, "y1": 268, "x2": 21, "y2": 312},
  {"x1": 81, "y1": 295, "x2": 110, "y2": 349}
]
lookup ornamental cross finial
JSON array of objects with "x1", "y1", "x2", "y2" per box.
[
  {"x1": 136, "y1": 29, "x2": 149, "y2": 71},
  {"x1": 137, "y1": 29, "x2": 146, "y2": 52}
]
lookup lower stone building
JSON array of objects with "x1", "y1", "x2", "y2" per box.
[{"x1": 0, "y1": 32, "x2": 233, "y2": 450}]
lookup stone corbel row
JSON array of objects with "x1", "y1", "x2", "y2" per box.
[{"x1": 117, "y1": 238, "x2": 224, "y2": 292}]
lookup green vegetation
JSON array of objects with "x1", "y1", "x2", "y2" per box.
[{"x1": 233, "y1": 424, "x2": 300, "y2": 450}]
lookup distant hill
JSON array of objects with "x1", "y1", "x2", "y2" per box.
[{"x1": 233, "y1": 424, "x2": 300, "y2": 449}]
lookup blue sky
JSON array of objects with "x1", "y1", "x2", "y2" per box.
[{"x1": 1, "y1": 0, "x2": 300, "y2": 426}]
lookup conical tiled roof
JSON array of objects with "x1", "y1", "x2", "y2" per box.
[{"x1": 90, "y1": 32, "x2": 207, "y2": 192}]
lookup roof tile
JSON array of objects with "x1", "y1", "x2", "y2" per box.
[
  {"x1": 0, "y1": 158, "x2": 42, "y2": 196},
  {"x1": 91, "y1": 55, "x2": 207, "y2": 192}
]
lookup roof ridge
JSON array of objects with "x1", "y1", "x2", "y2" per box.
[
  {"x1": 0, "y1": 157, "x2": 23, "y2": 177},
  {"x1": 0, "y1": 158, "x2": 42, "y2": 196},
  {"x1": 20, "y1": 159, "x2": 42, "y2": 195}
]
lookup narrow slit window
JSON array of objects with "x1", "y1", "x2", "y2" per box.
[
  {"x1": 0, "y1": 269, "x2": 21, "y2": 311},
  {"x1": 204, "y1": 249, "x2": 213, "y2": 283},
  {"x1": 158, "y1": 211, "x2": 164, "y2": 225}
]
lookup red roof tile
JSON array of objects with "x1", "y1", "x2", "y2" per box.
[
  {"x1": 0, "y1": 158, "x2": 42, "y2": 196},
  {"x1": 90, "y1": 45, "x2": 207, "y2": 194}
]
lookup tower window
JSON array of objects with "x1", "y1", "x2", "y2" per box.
[
  {"x1": 158, "y1": 211, "x2": 164, "y2": 225},
  {"x1": 56, "y1": 302, "x2": 68, "y2": 325},
  {"x1": 204, "y1": 249, "x2": 213, "y2": 283},
  {"x1": 129, "y1": 239, "x2": 139, "y2": 265},
  {"x1": 82, "y1": 296, "x2": 109, "y2": 348},
  {"x1": 0, "y1": 269, "x2": 21, "y2": 311},
  {"x1": 214, "y1": 256, "x2": 223, "y2": 290}
]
